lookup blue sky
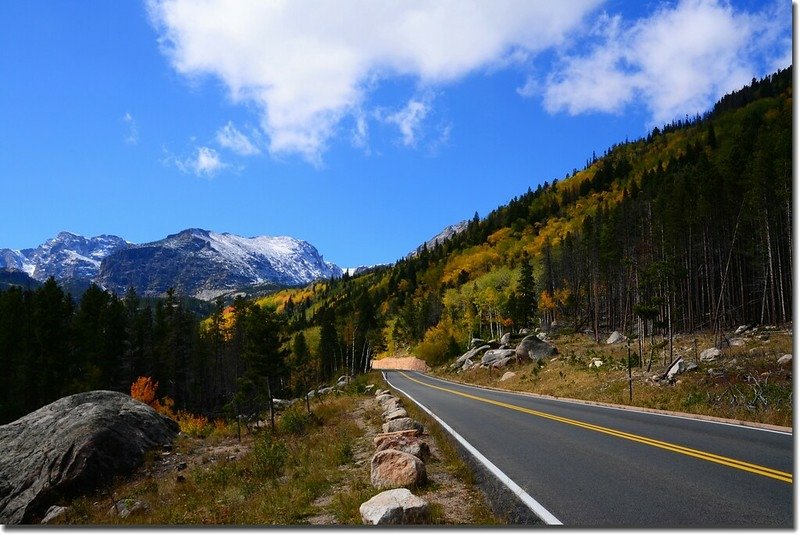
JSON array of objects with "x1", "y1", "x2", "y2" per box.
[{"x1": 0, "y1": 0, "x2": 791, "y2": 268}]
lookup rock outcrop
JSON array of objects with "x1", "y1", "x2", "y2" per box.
[{"x1": 0, "y1": 390, "x2": 179, "y2": 524}]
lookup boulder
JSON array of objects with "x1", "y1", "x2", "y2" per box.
[
  {"x1": 0, "y1": 391, "x2": 179, "y2": 524},
  {"x1": 382, "y1": 418, "x2": 424, "y2": 435},
  {"x1": 460, "y1": 358, "x2": 474, "y2": 372},
  {"x1": 700, "y1": 348, "x2": 721, "y2": 362},
  {"x1": 360, "y1": 488, "x2": 430, "y2": 525},
  {"x1": 374, "y1": 389, "x2": 389, "y2": 397},
  {"x1": 373, "y1": 429, "x2": 422, "y2": 447},
  {"x1": 491, "y1": 357, "x2": 515, "y2": 369},
  {"x1": 666, "y1": 357, "x2": 686, "y2": 380},
  {"x1": 375, "y1": 393, "x2": 394, "y2": 405},
  {"x1": 500, "y1": 332, "x2": 512, "y2": 346},
  {"x1": 383, "y1": 408, "x2": 409, "y2": 421},
  {"x1": 370, "y1": 449, "x2": 427, "y2": 489},
  {"x1": 499, "y1": 371, "x2": 516, "y2": 382},
  {"x1": 515, "y1": 335, "x2": 557, "y2": 363},
  {"x1": 481, "y1": 348, "x2": 516, "y2": 366},
  {"x1": 380, "y1": 397, "x2": 402, "y2": 411},
  {"x1": 375, "y1": 435, "x2": 430, "y2": 462},
  {"x1": 40, "y1": 505, "x2": 68, "y2": 525},
  {"x1": 729, "y1": 338, "x2": 745, "y2": 347},
  {"x1": 454, "y1": 344, "x2": 491, "y2": 367},
  {"x1": 606, "y1": 331, "x2": 626, "y2": 345},
  {"x1": 519, "y1": 328, "x2": 529, "y2": 335},
  {"x1": 364, "y1": 384, "x2": 376, "y2": 394},
  {"x1": 735, "y1": 325, "x2": 750, "y2": 335},
  {"x1": 777, "y1": 354, "x2": 792, "y2": 365},
  {"x1": 684, "y1": 362, "x2": 699, "y2": 373},
  {"x1": 469, "y1": 338, "x2": 486, "y2": 349},
  {"x1": 108, "y1": 498, "x2": 149, "y2": 519},
  {"x1": 317, "y1": 386, "x2": 334, "y2": 395},
  {"x1": 589, "y1": 358, "x2": 603, "y2": 369}
]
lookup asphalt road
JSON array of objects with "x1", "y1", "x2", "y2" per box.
[{"x1": 383, "y1": 371, "x2": 793, "y2": 528}]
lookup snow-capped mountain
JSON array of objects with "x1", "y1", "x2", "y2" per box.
[
  {"x1": 0, "y1": 232, "x2": 130, "y2": 282},
  {"x1": 96, "y1": 228, "x2": 342, "y2": 300},
  {"x1": 0, "y1": 229, "x2": 342, "y2": 300}
]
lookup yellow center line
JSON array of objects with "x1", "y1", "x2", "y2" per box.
[{"x1": 398, "y1": 372, "x2": 792, "y2": 484}]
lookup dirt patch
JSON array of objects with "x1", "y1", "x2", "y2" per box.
[{"x1": 371, "y1": 356, "x2": 430, "y2": 372}]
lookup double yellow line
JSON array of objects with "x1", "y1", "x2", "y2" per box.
[{"x1": 398, "y1": 372, "x2": 792, "y2": 484}]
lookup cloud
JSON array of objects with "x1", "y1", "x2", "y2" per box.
[
  {"x1": 216, "y1": 122, "x2": 261, "y2": 156},
  {"x1": 122, "y1": 112, "x2": 138, "y2": 145},
  {"x1": 173, "y1": 146, "x2": 227, "y2": 177},
  {"x1": 383, "y1": 98, "x2": 430, "y2": 147},
  {"x1": 146, "y1": 0, "x2": 602, "y2": 163},
  {"x1": 542, "y1": 0, "x2": 791, "y2": 125}
]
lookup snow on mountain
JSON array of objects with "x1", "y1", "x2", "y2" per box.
[
  {"x1": 0, "y1": 229, "x2": 342, "y2": 301},
  {"x1": 0, "y1": 232, "x2": 130, "y2": 281},
  {"x1": 96, "y1": 228, "x2": 342, "y2": 300}
]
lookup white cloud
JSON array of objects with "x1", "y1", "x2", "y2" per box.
[
  {"x1": 384, "y1": 98, "x2": 430, "y2": 147},
  {"x1": 122, "y1": 112, "x2": 138, "y2": 145},
  {"x1": 542, "y1": 0, "x2": 791, "y2": 125},
  {"x1": 216, "y1": 121, "x2": 261, "y2": 156},
  {"x1": 174, "y1": 146, "x2": 227, "y2": 177},
  {"x1": 146, "y1": 0, "x2": 602, "y2": 163}
]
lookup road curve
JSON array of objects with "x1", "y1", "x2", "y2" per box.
[{"x1": 383, "y1": 371, "x2": 793, "y2": 528}]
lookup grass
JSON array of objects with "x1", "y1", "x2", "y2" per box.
[
  {"x1": 62, "y1": 396, "x2": 368, "y2": 525},
  {"x1": 435, "y1": 328, "x2": 792, "y2": 428}
]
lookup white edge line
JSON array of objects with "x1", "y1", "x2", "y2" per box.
[
  {"x1": 382, "y1": 371, "x2": 563, "y2": 526},
  {"x1": 420, "y1": 372, "x2": 793, "y2": 436}
]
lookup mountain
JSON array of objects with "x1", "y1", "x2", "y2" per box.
[
  {"x1": 96, "y1": 228, "x2": 342, "y2": 300},
  {"x1": 0, "y1": 232, "x2": 130, "y2": 282},
  {"x1": 409, "y1": 220, "x2": 469, "y2": 258}
]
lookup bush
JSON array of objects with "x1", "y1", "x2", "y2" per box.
[
  {"x1": 252, "y1": 434, "x2": 287, "y2": 479},
  {"x1": 279, "y1": 408, "x2": 312, "y2": 435}
]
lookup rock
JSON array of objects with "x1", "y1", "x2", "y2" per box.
[
  {"x1": 469, "y1": 338, "x2": 486, "y2": 349},
  {"x1": 384, "y1": 408, "x2": 409, "y2": 421},
  {"x1": 735, "y1": 325, "x2": 750, "y2": 335},
  {"x1": 373, "y1": 429, "x2": 422, "y2": 447},
  {"x1": 700, "y1": 348, "x2": 721, "y2": 362},
  {"x1": 317, "y1": 386, "x2": 334, "y2": 395},
  {"x1": 375, "y1": 435, "x2": 431, "y2": 462},
  {"x1": 684, "y1": 362, "x2": 699, "y2": 373},
  {"x1": 374, "y1": 389, "x2": 389, "y2": 397},
  {"x1": 336, "y1": 375, "x2": 352, "y2": 384},
  {"x1": 729, "y1": 338, "x2": 745, "y2": 347},
  {"x1": 382, "y1": 418, "x2": 424, "y2": 435},
  {"x1": 491, "y1": 357, "x2": 515, "y2": 369},
  {"x1": 307, "y1": 389, "x2": 317, "y2": 398},
  {"x1": 500, "y1": 332, "x2": 512, "y2": 345},
  {"x1": 666, "y1": 358, "x2": 686, "y2": 380},
  {"x1": 518, "y1": 328, "x2": 529, "y2": 335},
  {"x1": 589, "y1": 358, "x2": 603, "y2": 368},
  {"x1": 370, "y1": 449, "x2": 427, "y2": 489},
  {"x1": 481, "y1": 348, "x2": 517, "y2": 365},
  {"x1": 109, "y1": 499, "x2": 149, "y2": 519},
  {"x1": 499, "y1": 371, "x2": 516, "y2": 382},
  {"x1": 606, "y1": 331, "x2": 626, "y2": 344},
  {"x1": 0, "y1": 391, "x2": 178, "y2": 524},
  {"x1": 454, "y1": 344, "x2": 491, "y2": 367},
  {"x1": 380, "y1": 398, "x2": 403, "y2": 415},
  {"x1": 40, "y1": 505, "x2": 68, "y2": 525},
  {"x1": 460, "y1": 358, "x2": 474, "y2": 372},
  {"x1": 515, "y1": 335, "x2": 557, "y2": 363},
  {"x1": 777, "y1": 354, "x2": 792, "y2": 365},
  {"x1": 364, "y1": 384, "x2": 376, "y2": 394},
  {"x1": 359, "y1": 488, "x2": 430, "y2": 525},
  {"x1": 375, "y1": 394, "x2": 394, "y2": 405}
]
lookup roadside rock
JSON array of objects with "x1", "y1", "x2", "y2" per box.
[
  {"x1": 515, "y1": 335, "x2": 557, "y2": 363},
  {"x1": 729, "y1": 338, "x2": 746, "y2": 347},
  {"x1": 375, "y1": 435, "x2": 431, "y2": 462},
  {"x1": 735, "y1": 325, "x2": 750, "y2": 335},
  {"x1": 481, "y1": 349, "x2": 516, "y2": 366},
  {"x1": 383, "y1": 408, "x2": 409, "y2": 421},
  {"x1": 360, "y1": 488, "x2": 430, "y2": 525},
  {"x1": 499, "y1": 371, "x2": 516, "y2": 382},
  {"x1": 0, "y1": 390, "x2": 179, "y2": 524},
  {"x1": 453, "y1": 345, "x2": 491, "y2": 368},
  {"x1": 666, "y1": 358, "x2": 686, "y2": 380},
  {"x1": 500, "y1": 332, "x2": 512, "y2": 346},
  {"x1": 382, "y1": 418, "x2": 424, "y2": 435},
  {"x1": 371, "y1": 449, "x2": 427, "y2": 489},
  {"x1": 373, "y1": 429, "x2": 422, "y2": 448},
  {"x1": 460, "y1": 358, "x2": 474, "y2": 372},
  {"x1": 777, "y1": 354, "x2": 792, "y2": 365},
  {"x1": 490, "y1": 357, "x2": 515, "y2": 369}
]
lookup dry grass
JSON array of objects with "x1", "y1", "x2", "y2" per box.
[{"x1": 436, "y1": 328, "x2": 792, "y2": 428}]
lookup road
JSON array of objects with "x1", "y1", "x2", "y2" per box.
[{"x1": 383, "y1": 371, "x2": 793, "y2": 528}]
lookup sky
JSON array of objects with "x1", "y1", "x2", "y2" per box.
[{"x1": 0, "y1": 0, "x2": 792, "y2": 268}]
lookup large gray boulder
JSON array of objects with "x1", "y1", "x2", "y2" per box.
[
  {"x1": 0, "y1": 390, "x2": 179, "y2": 524},
  {"x1": 515, "y1": 334, "x2": 557, "y2": 362},
  {"x1": 360, "y1": 488, "x2": 430, "y2": 525},
  {"x1": 453, "y1": 344, "x2": 491, "y2": 368}
]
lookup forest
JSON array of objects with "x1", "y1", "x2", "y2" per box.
[{"x1": 0, "y1": 67, "x2": 791, "y2": 425}]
